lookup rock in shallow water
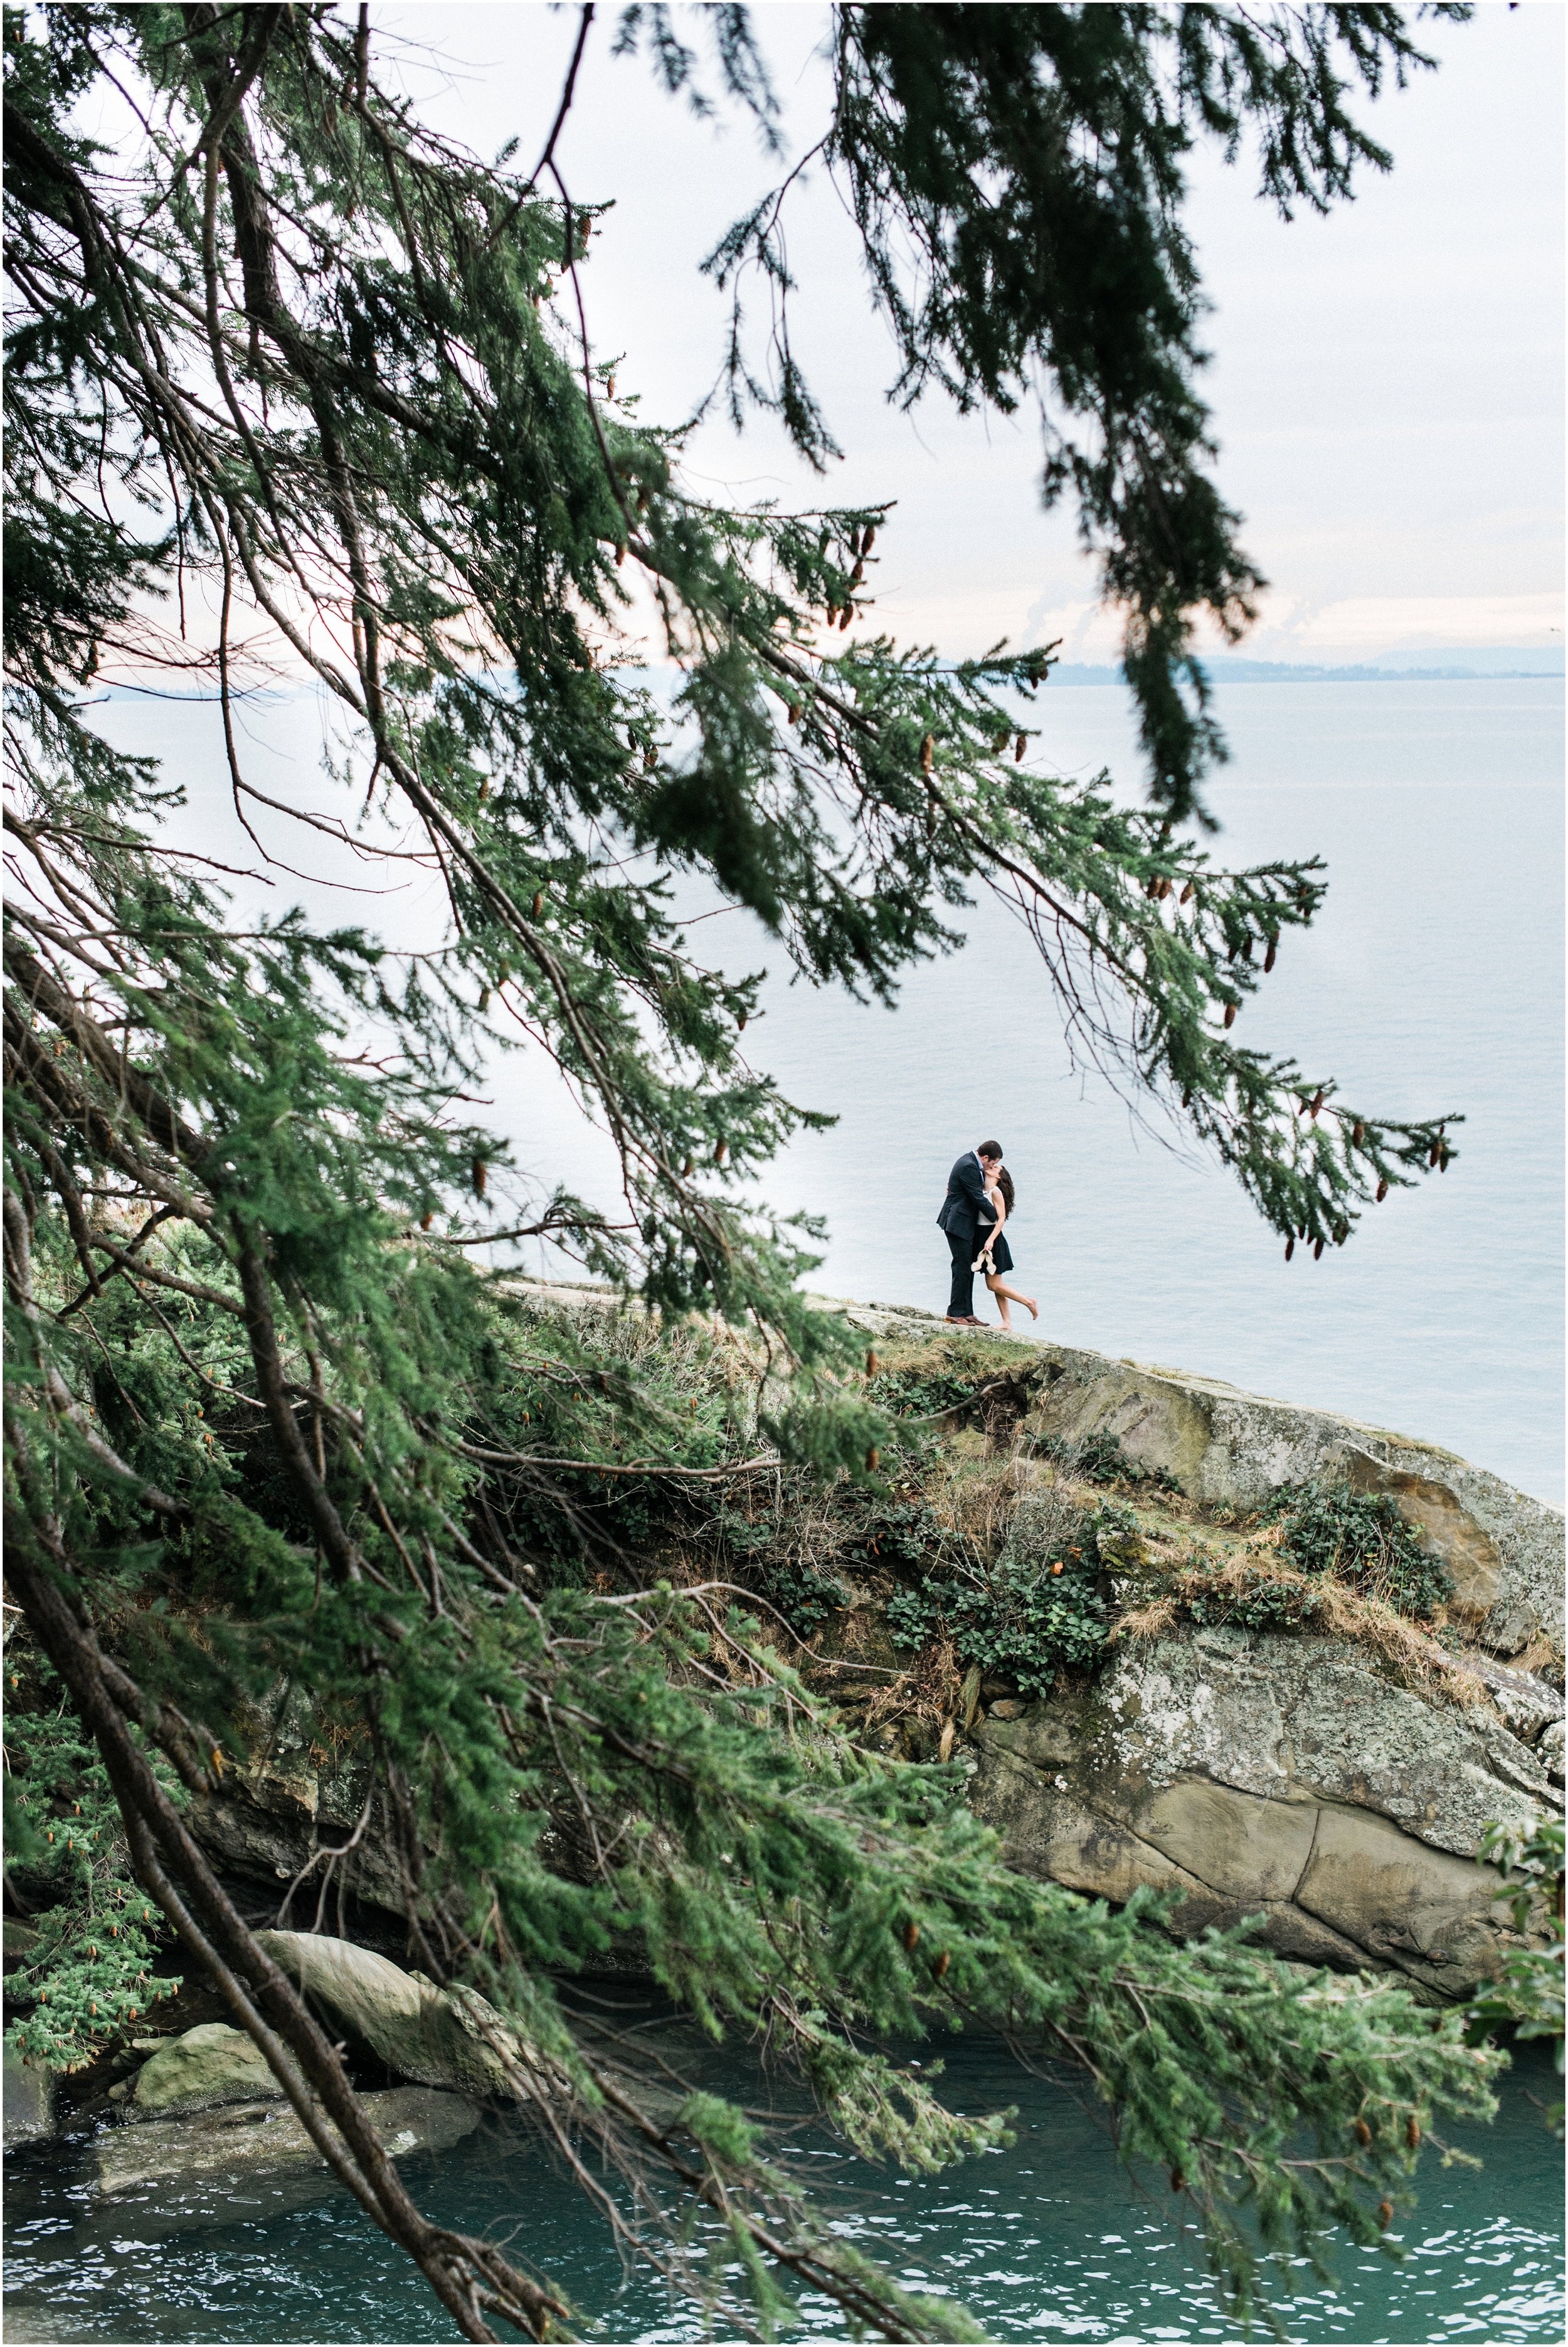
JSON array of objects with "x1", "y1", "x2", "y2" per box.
[
  {"x1": 253, "y1": 1929, "x2": 533, "y2": 2098},
  {"x1": 131, "y1": 2021, "x2": 282, "y2": 2116},
  {"x1": 97, "y1": 2083, "x2": 478, "y2": 2197},
  {"x1": 3, "y1": 2044, "x2": 55, "y2": 2146}
]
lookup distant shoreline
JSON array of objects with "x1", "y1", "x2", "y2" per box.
[{"x1": 1049, "y1": 660, "x2": 1563, "y2": 688}]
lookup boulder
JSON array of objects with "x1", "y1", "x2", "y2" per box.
[
  {"x1": 3, "y1": 2043, "x2": 54, "y2": 2146},
  {"x1": 253, "y1": 1930, "x2": 533, "y2": 2100},
  {"x1": 3, "y1": 1915, "x2": 41, "y2": 1974},
  {"x1": 98, "y1": 2082, "x2": 477, "y2": 2198},
  {"x1": 186, "y1": 1707, "x2": 405, "y2": 1921},
  {"x1": 132, "y1": 2021, "x2": 283, "y2": 2116},
  {"x1": 972, "y1": 1625, "x2": 1558, "y2": 1996}
]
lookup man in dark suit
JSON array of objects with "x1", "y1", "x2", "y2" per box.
[{"x1": 938, "y1": 1141, "x2": 1003, "y2": 1323}]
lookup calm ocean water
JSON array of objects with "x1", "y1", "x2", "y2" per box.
[
  {"x1": 90, "y1": 678, "x2": 1564, "y2": 1503},
  {"x1": 736, "y1": 681, "x2": 1565, "y2": 1507}
]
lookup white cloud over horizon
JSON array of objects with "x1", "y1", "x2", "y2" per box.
[{"x1": 359, "y1": 0, "x2": 1562, "y2": 671}]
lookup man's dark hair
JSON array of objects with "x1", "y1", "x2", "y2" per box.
[{"x1": 977, "y1": 1139, "x2": 1004, "y2": 1159}]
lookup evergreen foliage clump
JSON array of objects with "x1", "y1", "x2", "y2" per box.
[
  {"x1": 1259, "y1": 1482, "x2": 1453, "y2": 1619},
  {"x1": 1052, "y1": 1427, "x2": 1184, "y2": 1493},
  {"x1": 871, "y1": 1363, "x2": 987, "y2": 1420},
  {"x1": 1, "y1": 5, "x2": 1500, "y2": 2339},
  {"x1": 886, "y1": 1497, "x2": 1128, "y2": 1693},
  {"x1": 4, "y1": 1677, "x2": 184, "y2": 2068}
]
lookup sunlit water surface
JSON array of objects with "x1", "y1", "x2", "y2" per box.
[{"x1": 4, "y1": 2032, "x2": 1561, "y2": 2344}]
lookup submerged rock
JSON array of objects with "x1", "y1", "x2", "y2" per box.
[
  {"x1": 131, "y1": 2021, "x2": 283, "y2": 2117},
  {"x1": 97, "y1": 2082, "x2": 477, "y2": 2198}
]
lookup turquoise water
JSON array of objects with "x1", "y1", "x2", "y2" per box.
[{"x1": 4, "y1": 2030, "x2": 1561, "y2": 2343}]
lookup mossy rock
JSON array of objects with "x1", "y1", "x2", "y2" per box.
[{"x1": 132, "y1": 2023, "x2": 282, "y2": 2117}]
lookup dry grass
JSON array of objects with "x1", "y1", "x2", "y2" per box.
[
  {"x1": 930, "y1": 1451, "x2": 1045, "y2": 1552},
  {"x1": 872, "y1": 1330, "x2": 1037, "y2": 1381},
  {"x1": 1111, "y1": 1547, "x2": 1487, "y2": 1709},
  {"x1": 1113, "y1": 1595, "x2": 1180, "y2": 1642},
  {"x1": 1503, "y1": 1634, "x2": 1564, "y2": 1681}
]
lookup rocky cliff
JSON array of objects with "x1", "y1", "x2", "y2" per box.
[
  {"x1": 181, "y1": 1285, "x2": 1563, "y2": 1999},
  {"x1": 834, "y1": 1300, "x2": 1562, "y2": 1995}
]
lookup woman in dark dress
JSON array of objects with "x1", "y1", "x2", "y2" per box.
[{"x1": 977, "y1": 1165, "x2": 1037, "y2": 1329}]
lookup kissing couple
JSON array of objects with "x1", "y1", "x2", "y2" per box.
[{"x1": 937, "y1": 1141, "x2": 1039, "y2": 1331}]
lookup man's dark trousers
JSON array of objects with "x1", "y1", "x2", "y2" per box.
[{"x1": 947, "y1": 1230, "x2": 976, "y2": 1319}]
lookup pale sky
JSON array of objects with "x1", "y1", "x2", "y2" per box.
[{"x1": 371, "y1": 0, "x2": 1564, "y2": 667}]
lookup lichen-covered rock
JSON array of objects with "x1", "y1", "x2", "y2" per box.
[
  {"x1": 98, "y1": 2083, "x2": 477, "y2": 2198},
  {"x1": 253, "y1": 1930, "x2": 540, "y2": 2100},
  {"x1": 822, "y1": 1302, "x2": 1564, "y2": 1664},
  {"x1": 972, "y1": 1626, "x2": 1558, "y2": 1996},
  {"x1": 132, "y1": 2022, "x2": 283, "y2": 2116}
]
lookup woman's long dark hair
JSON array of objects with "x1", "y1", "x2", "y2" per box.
[{"x1": 996, "y1": 1166, "x2": 1015, "y2": 1215}]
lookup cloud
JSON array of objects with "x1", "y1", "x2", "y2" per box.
[{"x1": 1220, "y1": 593, "x2": 1564, "y2": 664}]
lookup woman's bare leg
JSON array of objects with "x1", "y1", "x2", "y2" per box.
[
  {"x1": 982, "y1": 1274, "x2": 1010, "y2": 1326},
  {"x1": 987, "y1": 1275, "x2": 1038, "y2": 1322},
  {"x1": 984, "y1": 1271, "x2": 1014, "y2": 1328}
]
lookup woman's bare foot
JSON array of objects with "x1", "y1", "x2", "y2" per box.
[
  {"x1": 1025, "y1": 1297, "x2": 1038, "y2": 1321},
  {"x1": 997, "y1": 1312, "x2": 1013, "y2": 1330}
]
